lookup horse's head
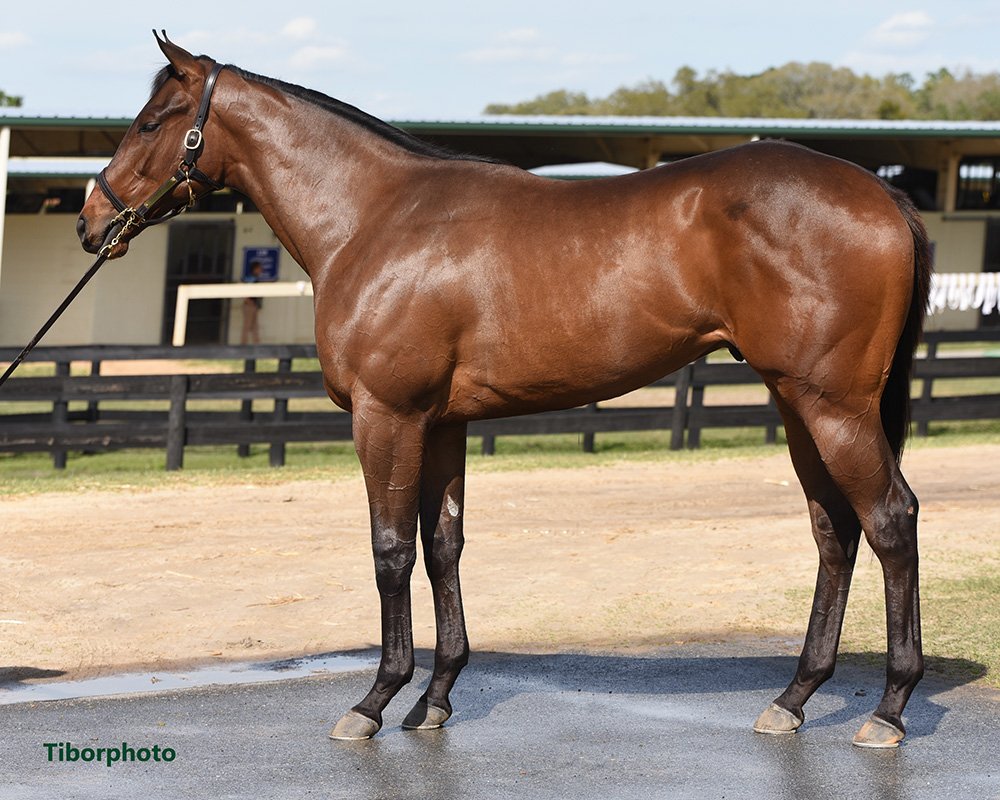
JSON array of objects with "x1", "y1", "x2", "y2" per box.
[{"x1": 78, "y1": 32, "x2": 227, "y2": 257}]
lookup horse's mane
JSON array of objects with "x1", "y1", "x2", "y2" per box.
[{"x1": 150, "y1": 62, "x2": 498, "y2": 164}]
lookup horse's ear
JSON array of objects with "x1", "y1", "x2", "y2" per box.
[{"x1": 153, "y1": 29, "x2": 198, "y2": 79}]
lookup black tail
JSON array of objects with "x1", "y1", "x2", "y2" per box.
[{"x1": 881, "y1": 185, "x2": 933, "y2": 461}]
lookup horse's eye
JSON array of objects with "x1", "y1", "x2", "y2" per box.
[{"x1": 139, "y1": 121, "x2": 160, "y2": 134}]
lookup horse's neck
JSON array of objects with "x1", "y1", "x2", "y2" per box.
[{"x1": 220, "y1": 89, "x2": 408, "y2": 280}]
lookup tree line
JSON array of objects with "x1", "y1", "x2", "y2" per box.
[{"x1": 484, "y1": 63, "x2": 1000, "y2": 120}]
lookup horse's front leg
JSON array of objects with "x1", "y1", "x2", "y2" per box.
[
  {"x1": 403, "y1": 422, "x2": 470, "y2": 730},
  {"x1": 330, "y1": 401, "x2": 427, "y2": 740}
]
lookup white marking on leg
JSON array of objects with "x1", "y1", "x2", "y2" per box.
[{"x1": 446, "y1": 495, "x2": 460, "y2": 518}]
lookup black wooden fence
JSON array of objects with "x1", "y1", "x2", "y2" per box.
[{"x1": 1, "y1": 331, "x2": 998, "y2": 470}]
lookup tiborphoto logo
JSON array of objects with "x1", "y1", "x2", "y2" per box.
[{"x1": 44, "y1": 741, "x2": 176, "y2": 767}]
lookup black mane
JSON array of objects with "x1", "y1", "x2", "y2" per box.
[{"x1": 150, "y1": 62, "x2": 497, "y2": 164}]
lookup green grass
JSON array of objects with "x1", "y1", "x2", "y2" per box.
[{"x1": 2, "y1": 419, "x2": 999, "y2": 497}]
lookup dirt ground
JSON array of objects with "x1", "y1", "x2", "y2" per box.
[{"x1": 1, "y1": 444, "x2": 998, "y2": 681}]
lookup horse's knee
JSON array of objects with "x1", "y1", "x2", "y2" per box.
[
  {"x1": 372, "y1": 530, "x2": 417, "y2": 595},
  {"x1": 424, "y1": 533, "x2": 464, "y2": 580},
  {"x1": 863, "y1": 485, "x2": 918, "y2": 565}
]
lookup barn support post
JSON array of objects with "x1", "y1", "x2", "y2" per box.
[{"x1": 0, "y1": 126, "x2": 9, "y2": 290}]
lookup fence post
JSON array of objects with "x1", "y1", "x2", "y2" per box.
[
  {"x1": 87, "y1": 359, "x2": 101, "y2": 423},
  {"x1": 686, "y1": 361, "x2": 708, "y2": 449},
  {"x1": 52, "y1": 360, "x2": 70, "y2": 469},
  {"x1": 582, "y1": 403, "x2": 598, "y2": 452},
  {"x1": 669, "y1": 364, "x2": 692, "y2": 450},
  {"x1": 166, "y1": 374, "x2": 188, "y2": 471},
  {"x1": 916, "y1": 339, "x2": 937, "y2": 437},
  {"x1": 481, "y1": 435, "x2": 496, "y2": 456},
  {"x1": 238, "y1": 357, "x2": 256, "y2": 457},
  {"x1": 269, "y1": 357, "x2": 292, "y2": 467},
  {"x1": 765, "y1": 395, "x2": 778, "y2": 444}
]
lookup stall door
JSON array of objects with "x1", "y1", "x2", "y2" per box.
[{"x1": 161, "y1": 221, "x2": 235, "y2": 344}]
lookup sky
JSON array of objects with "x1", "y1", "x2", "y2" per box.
[{"x1": 2, "y1": 1, "x2": 999, "y2": 121}]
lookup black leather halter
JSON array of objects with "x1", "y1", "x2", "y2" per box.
[{"x1": 96, "y1": 61, "x2": 226, "y2": 246}]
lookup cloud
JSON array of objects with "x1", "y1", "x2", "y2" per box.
[
  {"x1": 868, "y1": 11, "x2": 934, "y2": 49},
  {"x1": 288, "y1": 44, "x2": 348, "y2": 70},
  {"x1": 462, "y1": 45, "x2": 556, "y2": 64},
  {"x1": 461, "y1": 29, "x2": 627, "y2": 68},
  {"x1": 498, "y1": 28, "x2": 541, "y2": 44},
  {"x1": 0, "y1": 30, "x2": 30, "y2": 48},
  {"x1": 282, "y1": 17, "x2": 318, "y2": 40}
]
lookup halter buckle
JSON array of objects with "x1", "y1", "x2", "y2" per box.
[{"x1": 184, "y1": 128, "x2": 203, "y2": 150}]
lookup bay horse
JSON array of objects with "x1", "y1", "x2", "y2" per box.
[{"x1": 77, "y1": 33, "x2": 931, "y2": 748}]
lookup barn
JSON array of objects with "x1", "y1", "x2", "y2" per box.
[{"x1": 2, "y1": 113, "x2": 1000, "y2": 347}]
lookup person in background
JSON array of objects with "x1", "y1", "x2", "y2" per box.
[{"x1": 241, "y1": 260, "x2": 264, "y2": 345}]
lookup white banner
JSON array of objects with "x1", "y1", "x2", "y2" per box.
[{"x1": 928, "y1": 273, "x2": 1000, "y2": 316}]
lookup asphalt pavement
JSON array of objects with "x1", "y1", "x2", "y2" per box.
[{"x1": 0, "y1": 641, "x2": 997, "y2": 799}]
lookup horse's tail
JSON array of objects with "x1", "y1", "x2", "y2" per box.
[{"x1": 881, "y1": 184, "x2": 933, "y2": 462}]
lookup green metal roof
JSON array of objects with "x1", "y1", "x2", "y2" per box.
[{"x1": 3, "y1": 113, "x2": 1000, "y2": 138}]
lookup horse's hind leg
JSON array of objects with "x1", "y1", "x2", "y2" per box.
[
  {"x1": 403, "y1": 422, "x2": 470, "y2": 730},
  {"x1": 754, "y1": 401, "x2": 862, "y2": 735},
  {"x1": 763, "y1": 387, "x2": 923, "y2": 747},
  {"x1": 330, "y1": 401, "x2": 426, "y2": 740}
]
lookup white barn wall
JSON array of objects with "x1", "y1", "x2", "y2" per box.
[{"x1": 0, "y1": 215, "x2": 110, "y2": 347}]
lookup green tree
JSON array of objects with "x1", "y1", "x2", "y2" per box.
[
  {"x1": 0, "y1": 90, "x2": 22, "y2": 107},
  {"x1": 483, "y1": 63, "x2": 1000, "y2": 120},
  {"x1": 484, "y1": 89, "x2": 592, "y2": 115}
]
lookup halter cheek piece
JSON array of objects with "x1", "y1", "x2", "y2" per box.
[{"x1": 96, "y1": 62, "x2": 226, "y2": 255}]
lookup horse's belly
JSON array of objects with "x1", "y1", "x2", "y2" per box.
[{"x1": 444, "y1": 326, "x2": 721, "y2": 421}]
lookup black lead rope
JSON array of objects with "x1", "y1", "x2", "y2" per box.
[{"x1": 0, "y1": 62, "x2": 226, "y2": 389}]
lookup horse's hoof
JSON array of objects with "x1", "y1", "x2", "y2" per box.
[
  {"x1": 753, "y1": 703, "x2": 804, "y2": 735},
  {"x1": 401, "y1": 699, "x2": 451, "y2": 730},
  {"x1": 852, "y1": 715, "x2": 905, "y2": 748},
  {"x1": 329, "y1": 710, "x2": 381, "y2": 740}
]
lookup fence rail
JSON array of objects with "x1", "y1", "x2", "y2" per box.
[{"x1": 1, "y1": 330, "x2": 998, "y2": 470}]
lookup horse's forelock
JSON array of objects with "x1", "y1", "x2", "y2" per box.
[{"x1": 148, "y1": 65, "x2": 175, "y2": 99}]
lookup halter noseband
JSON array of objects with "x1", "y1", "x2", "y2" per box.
[{"x1": 96, "y1": 62, "x2": 226, "y2": 255}]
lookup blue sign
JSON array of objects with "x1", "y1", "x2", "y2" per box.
[{"x1": 241, "y1": 247, "x2": 280, "y2": 282}]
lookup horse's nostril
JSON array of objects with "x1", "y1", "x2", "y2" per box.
[{"x1": 76, "y1": 216, "x2": 87, "y2": 243}]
